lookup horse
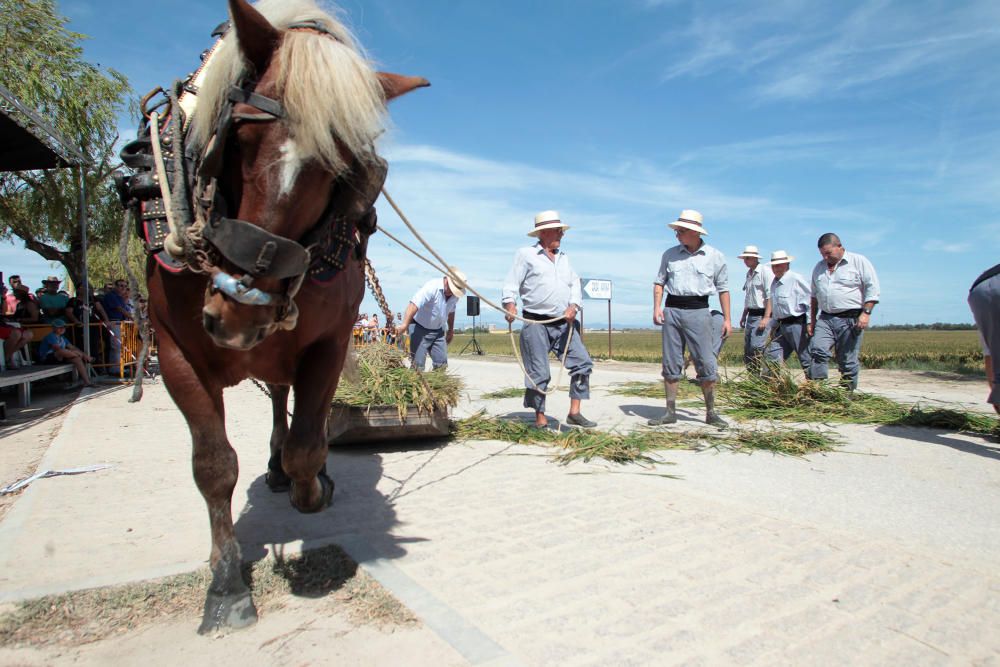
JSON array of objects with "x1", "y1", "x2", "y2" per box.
[{"x1": 124, "y1": 0, "x2": 427, "y2": 633}]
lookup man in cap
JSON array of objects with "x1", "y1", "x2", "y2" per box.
[
  {"x1": 736, "y1": 245, "x2": 773, "y2": 373},
  {"x1": 968, "y1": 262, "x2": 1000, "y2": 415},
  {"x1": 765, "y1": 250, "x2": 812, "y2": 375},
  {"x1": 807, "y1": 233, "x2": 879, "y2": 390},
  {"x1": 502, "y1": 210, "x2": 596, "y2": 429},
  {"x1": 396, "y1": 267, "x2": 467, "y2": 371},
  {"x1": 39, "y1": 275, "x2": 76, "y2": 325},
  {"x1": 651, "y1": 209, "x2": 731, "y2": 427}
]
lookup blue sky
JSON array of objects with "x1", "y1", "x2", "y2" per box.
[{"x1": 6, "y1": 0, "x2": 1000, "y2": 327}]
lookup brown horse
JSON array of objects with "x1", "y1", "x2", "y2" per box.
[{"x1": 135, "y1": 0, "x2": 427, "y2": 633}]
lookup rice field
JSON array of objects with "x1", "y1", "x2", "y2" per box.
[{"x1": 450, "y1": 328, "x2": 984, "y2": 374}]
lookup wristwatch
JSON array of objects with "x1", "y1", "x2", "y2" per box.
[{"x1": 862, "y1": 306, "x2": 873, "y2": 315}]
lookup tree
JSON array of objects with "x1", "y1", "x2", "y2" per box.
[{"x1": 0, "y1": 0, "x2": 132, "y2": 291}]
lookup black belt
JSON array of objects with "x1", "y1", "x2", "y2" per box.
[
  {"x1": 666, "y1": 294, "x2": 709, "y2": 310},
  {"x1": 827, "y1": 309, "x2": 862, "y2": 319},
  {"x1": 522, "y1": 310, "x2": 563, "y2": 323},
  {"x1": 779, "y1": 314, "x2": 807, "y2": 325},
  {"x1": 746, "y1": 308, "x2": 766, "y2": 317}
]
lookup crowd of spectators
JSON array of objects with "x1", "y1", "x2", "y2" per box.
[{"x1": 1, "y1": 271, "x2": 138, "y2": 373}]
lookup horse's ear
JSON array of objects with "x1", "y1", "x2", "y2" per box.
[
  {"x1": 378, "y1": 73, "x2": 431, "y2": 102},
  {"x1": 228, "y1": 0, "x2": 281, "y2": 75}
]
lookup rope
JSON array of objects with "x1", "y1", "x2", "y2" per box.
[{"x1": 380, "y1": 187, "x2": 575, "y2": 395}]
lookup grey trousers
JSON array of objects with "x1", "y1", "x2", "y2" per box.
[
  {"x1": 410, "y1": 322, "x2": 447, "y2": 371},
  {"x1": 766, "y1": 320, "x2": 812, "y2": 375},
  {"x1": 662, "y1": 307, "x2": 718, "y2": 382},
  {"x1": 520, "y1": 319, "x2": 593, "y2": 413},
  {"x1": 743, "y1": 314, "x2": 769, "y2": 368},
  {"x1": 808, "y1": 312, "x2": 863, "y2": 389},
  {"x1": 968, "y1": 274, "x2": 1000, "y2": 405}
]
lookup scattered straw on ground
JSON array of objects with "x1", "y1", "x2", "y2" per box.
[
  {"x1": 607, "y1": 380, "x2": 703, "y2": 400},
  {"x1": 452, "y1": 411, "x2": 837, "y2": 466},
  {"x1": 480, "y1": 386, "x2": 525, "y2": 399},
  {"x1": 0, "y1": 546, "x2": 414, "y2": 648},
  {"x1": 334, "y1": 343, "x2": 463, "y2": 419},
  {"x1": 721, "y1": 370, "x2": 999, "y2": 435}
]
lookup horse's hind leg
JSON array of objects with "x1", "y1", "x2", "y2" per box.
[
  {"x1": 265, "y1": 383, "x2": 291, "y2": 492},
  {"x1": 158, "y1": 337, "x2": 257, "y2": 633}
]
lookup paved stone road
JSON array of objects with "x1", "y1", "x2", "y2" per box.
[{"x1": 1, "y1": 358, "x2": 998, "y2": 665}]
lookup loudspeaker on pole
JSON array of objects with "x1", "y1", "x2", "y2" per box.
[{"x1": 466, "y1": 295, "x2": 480, "y2": 317}]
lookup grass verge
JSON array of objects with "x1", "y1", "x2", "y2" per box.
[{"x1": 0, "y1": 546, "x2": 413, "y2": 648}]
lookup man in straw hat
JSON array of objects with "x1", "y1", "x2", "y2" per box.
[
  {"x1": 764, "y1": 250, "x2": 812, "y2": 375},
  {"x1": 968, "y1": 262, "x2": 1000, "y2": 415},
  {"x1": 807, "y1": 233, "x2": 880, "y2": 390},
  {"x1": 395, "y1": 266, "x2": 467, "y2": 371},
  {"x1": 736, "y1": 245, "x2": 773, "y2": 373},
  {"x1": 502, "y1": 210, "x2": 596, "y2": 429},
  {"x1": 651, "y1": 209, "x2": 731, "y2": 428},
  {"x1": 39, "y1": 275, "x2": 75, "y2": 325}
]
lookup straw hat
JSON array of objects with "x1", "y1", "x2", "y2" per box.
[
  {"x1": 446, "y1": 266, "x2": 467, "y2": 299},
  {"x1": 668, "y1": 209, "x2": 708, "y2": 235},
  {"x1": 528, "y1": 210, "x2": 570, "y2": 237},
  {"x1": 768, "y1": 250, "x2": 794, "y2": 265},
  {"x1": 736, "y1": 245, "x2": 761, "y2": 259},
  {"x1": 42, "y1": 275, "x2": 61, "y2": 284}
]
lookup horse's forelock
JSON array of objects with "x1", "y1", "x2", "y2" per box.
[{"x1": 190, "y1": 0, "x2": 386, "y2": 174}]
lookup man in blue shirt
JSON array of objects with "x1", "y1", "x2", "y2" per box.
[
  {"x1": 765, "y1": 250, "x2": 812, "y2": 375},
  {"x1": 807, "y1": 233, "x2": 880, "y2": 390},
  {"x1": 38, "y1": 318, "x2": 94, "y2": 387},
  {"x1": 396, "y1": 268, "x2": 467, "y2": 371},
  {"x1": 503, "y1": 210, "x2": 596, "y2": 429}
]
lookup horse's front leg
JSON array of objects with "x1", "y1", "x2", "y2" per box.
[
  {"x1": 284, "y1": 344, "x2": 345, "y2": 512},
  {"x1": 265, "y1": 383, "x2": 291, "y2": 492},
  {"x1": 158, "y1": 335, "x2": 258, "y2": 633}
]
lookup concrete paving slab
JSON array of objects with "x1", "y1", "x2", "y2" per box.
[{"x1": 0, "y1": 357, "x2": 998, "y2": 665}]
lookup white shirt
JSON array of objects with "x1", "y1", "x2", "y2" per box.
[
  {"x1": 409, "y1": 278, "x2": 457, "y2": 330},
  {"x1": 770, "y1": 270, "x2": 811, "y2": 319},
  {"x1": 811, "y1": 250, "x2": 880, "y2": 313},
  {"x1": 501, "y1": 244, "x2": 582, "y2": 317},
  {"x1": 654, "y1": 242, "x2": 729, "y2": 296},
  {"x1": 743, "y1": 265, "x2": 773, "y2": 310}
]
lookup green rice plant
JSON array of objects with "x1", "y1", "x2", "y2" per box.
[
  {"x1": 607, "y1": 380, "x2": 702, "y2": 399},
  {"x1": 334, "y1": 343, "x2": 462, "y2": 419},
  {"x1": 480, "y1": 387, "x2": 526, "y2": 399},
  {"x1": 452, "y1": 411, "x2": 838, "y2": 465}
]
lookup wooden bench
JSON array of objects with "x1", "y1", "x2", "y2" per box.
[{"x1": 0, "y1": 364, "x2": 78, "y2": 407}]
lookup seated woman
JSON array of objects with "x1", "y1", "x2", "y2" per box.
[
  {"x1": 0, "y1": 320, "x2": 33, "y2": 369},
  {"x1": 38, "y1": 318, "x2": 94, "y2": 387},
  {"x1": 12, "y1": 286, "x2": 40, "y2": 325}
]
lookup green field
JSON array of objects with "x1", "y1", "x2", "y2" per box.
[{"x1": 450, "y1": 329, "x2": 985, "y2": 374}]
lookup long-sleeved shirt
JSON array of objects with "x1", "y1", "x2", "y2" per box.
[
  {"x1": 654, "y1": 242, "x2": 729, "y2": 296},
  {"x1": 502, "y1": 244, "x2": 582, "y2": 317},
  {"x1": 770, "y1": 270, "x2": 811, "y2": 319},
  {"x1": 409, "y1": 278, "x2": 457, "y2": 330},
  {"x1": 811, "y1": 250, "x2": 880, "y2": 313},
  {"x1": 743, "y1": 265, "x2": 773, "y2": 309}
]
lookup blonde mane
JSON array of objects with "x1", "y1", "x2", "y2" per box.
[{"x1": 190, "y1": 0, "x2": 386, "y2": 175}]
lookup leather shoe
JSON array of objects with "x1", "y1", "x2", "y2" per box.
[
  {"x1": 566, "y1": 412, "x2": 597, "y2": 428},
  {"x1": 706, "y1": 412, "x2": 728, "y2": 429},
  {"x1": 647, "y1": 412, "x2": 677, "y2": 426}
]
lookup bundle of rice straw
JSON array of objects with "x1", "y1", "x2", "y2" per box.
[{"x1": 332, "y1": 343, "x2": 463, "y2": 419}]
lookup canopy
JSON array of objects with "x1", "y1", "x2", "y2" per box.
[{"x1": 0, "y1": 82, "x2": 84, "y2": 170}]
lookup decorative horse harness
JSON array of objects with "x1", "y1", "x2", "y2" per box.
[{"x1": 117, "y1": 21, "x2": 386, "y2": 330}]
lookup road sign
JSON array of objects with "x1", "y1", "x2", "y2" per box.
[{"x1": 582, "y1": 278, "x2": 612, "y2": 300}]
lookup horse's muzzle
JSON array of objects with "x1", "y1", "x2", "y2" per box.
[{"x1": 202, "y1": 310, "x2": 272, "y2": 350}]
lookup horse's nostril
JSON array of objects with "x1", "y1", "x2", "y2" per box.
[{"x1": 203, "y1": 311, "x2": 220, "y2": 335}]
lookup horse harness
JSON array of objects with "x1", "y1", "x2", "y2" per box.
[{"x1": 117, "y1": 20, "x2": 386, "y2": 329}]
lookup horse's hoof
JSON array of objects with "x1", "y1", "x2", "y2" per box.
[
  {"x1": 289, "y1": 470, "x2": 335, "y2": 514},
  {"x1": 265, "y1": 467, "x2": 291, "y2": 493},
  {"x1": 197, "y1": 590, "x2": 258, "y2": 635}
]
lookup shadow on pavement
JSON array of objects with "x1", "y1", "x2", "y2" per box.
[
  {"x1": 874, "y1": 424, "x2": 1000, "y2": 461},
  {"x1": 619, "y1": 403, "x2": 705, "y2": 423}
]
